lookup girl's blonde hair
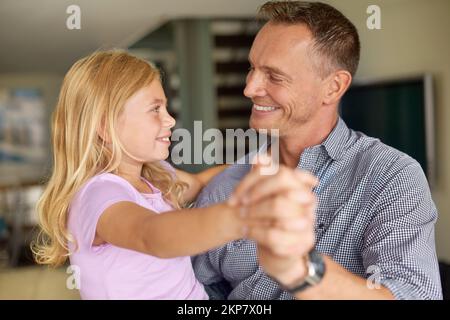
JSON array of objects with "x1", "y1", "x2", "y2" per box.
[{"x1": 32, "y1": 50, "x2": 186, "y2": 267}]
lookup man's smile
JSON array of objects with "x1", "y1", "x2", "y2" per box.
[{"x1": 252, "y1": 104, "x2": 281, "y2": 114}]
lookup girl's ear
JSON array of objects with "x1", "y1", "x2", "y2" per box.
[{"x1": 97, "y1": 118, "x2": 111, "y2": 143}]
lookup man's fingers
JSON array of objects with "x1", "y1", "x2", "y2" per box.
[
  {"x1": 245, "y1": 178, "x2": 316, "y2": 206},
  {"x1": 248, "y1": 227, "x2": 315, "y2": 257},
  {"x1": 272, "y1": 215, "x2": 313, "y2": 231},
  {"x1": 294, "y1": 169, "x2": 319, "y2": 188},
  {"x1": 245, "y1": 217, "x2": 312, "y2": 234},
  {"x1": 257, "y1": 245, "x2": 303, "y2": 274},
  {"x1": 244, "y1": 194, "x2": 315, "y2": 220}
]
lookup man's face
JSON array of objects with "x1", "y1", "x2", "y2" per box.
[{"x1": 244, "y1": 22, "x2": 325, "y2": 137}]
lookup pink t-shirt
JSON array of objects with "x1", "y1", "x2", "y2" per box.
[{"x1": 67, "y1": 171, "x2": 208, "y2": 300}]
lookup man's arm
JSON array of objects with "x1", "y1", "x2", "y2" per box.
[
  {"x1": 294, "y1": 162, "x2": 441, "y2": 299},
  {"x1": 296, "y1": 255, "x2": 394, "y2": 299},
  {"x1": 235, "y1": 159, "x2": 442, "y2": 300},
  {"x1": 359, "y1": 161, "x2": 442, "y2": 300},
  {"x1": 191, "y1": 183, "x2": 229, "y2": 289},
  {"x1": 175, "y1": 165, "x2": 229, "y2": 204}
]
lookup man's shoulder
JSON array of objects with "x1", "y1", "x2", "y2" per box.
[
  {"x1": 196, "y1": 163, "x2": 250, "y2": 207},
  {"x1": 350, "y1": 131, "x2": 425, "y2": 184}
]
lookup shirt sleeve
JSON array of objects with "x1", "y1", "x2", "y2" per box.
[
  {"x1": 363, "y1": 161, "x2": 443, "y2": 300},
  {"x1": 73, "y1": 176, "x2": 137, "y2": 250},
  {"x1": 191, "y1": 187, "x2": 226, "y2": 286}
]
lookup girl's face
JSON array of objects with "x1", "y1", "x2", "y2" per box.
[{"x1": 116, "y1": 80, "x2": 176, "y2": 164}]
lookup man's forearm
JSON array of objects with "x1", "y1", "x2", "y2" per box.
[{"x1": 295, "y1": 255, "x2": 395, "y2": 300}]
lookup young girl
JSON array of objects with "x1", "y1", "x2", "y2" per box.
[{"x1": 32, "y1": 50, "x2": 247, "y2": 299}]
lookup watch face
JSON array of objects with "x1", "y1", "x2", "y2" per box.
[
  {"x1": 286, "y1": 250, "x2": 325, "y2": 294},
  {"x1": 309, "y1": 250, "x2": 326, "y2": 276}
]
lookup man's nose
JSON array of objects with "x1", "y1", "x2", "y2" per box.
[{"x1": 244, "y1": 71, "x2": 266, "y2": 98}]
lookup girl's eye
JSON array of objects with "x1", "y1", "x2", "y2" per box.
[{"x1": 151, "y1": 106, "x2": 161, "y2": 113}]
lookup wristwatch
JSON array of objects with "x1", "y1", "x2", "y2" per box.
[{"x1": 284, "y1": 250, "x2": 326, "y2": 294}]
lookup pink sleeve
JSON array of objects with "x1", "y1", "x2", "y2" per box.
[{"x1": 73, "y1": 176, "x2": 137, "y2": 250}]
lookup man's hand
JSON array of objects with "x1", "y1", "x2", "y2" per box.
[{"x1": 229, "y1": 155, "x2": 318, "y2": 287}]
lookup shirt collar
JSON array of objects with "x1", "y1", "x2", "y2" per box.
[
  {"x1": 319, "y1": 117, "x2": 351, "y2": 161},
  {"x1": 246, "y1": 117, "x2": 352, "y2": 166}
]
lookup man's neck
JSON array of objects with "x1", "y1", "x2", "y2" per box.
[{"x1": 278, "y1": 114, "x2": 338, "y2": 169}]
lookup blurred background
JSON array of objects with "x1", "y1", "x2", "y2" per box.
[{"x1": 0, "y1": 0, "x2": 449, "y2": 299}]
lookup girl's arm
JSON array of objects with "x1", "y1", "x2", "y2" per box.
[
  {"x1": 95, "y1": 200, "x2": 243, "y2": 258},
  {"x1": 175, "y1": 165, "x2": 229, "y2": 204}
]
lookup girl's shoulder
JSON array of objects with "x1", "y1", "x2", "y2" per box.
[
  {"x1": 73, "y1": 173, "x2": 139, "y2": 204},
  {"x1": 90, "y1": 172, "x2": 128, "y2": 184},
  {"x1": 84, "y1": 172, "x2": 131, "y2": 189}
]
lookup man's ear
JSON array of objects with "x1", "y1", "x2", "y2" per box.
[
  {"x1": 96, "y1": 118, "x2": 111, "y2": 144},
  {"x1": 322, "y1": 70, "x2": 352, "y2": 106}
]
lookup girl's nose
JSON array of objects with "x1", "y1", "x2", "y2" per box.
[{"x1": 163, "y1": 111, "x2": 176, "y2": 129}]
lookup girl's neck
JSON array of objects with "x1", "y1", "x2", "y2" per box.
[
  {"x1": 116, "y1": 162, "x2": 152, "y2": 193},
  {"x1": 116, "y1": 159, "x2": 143, "y2": 179}
]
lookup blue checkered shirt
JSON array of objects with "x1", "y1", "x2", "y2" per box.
[{"x1": 192, "y1": 118, "x2": 442, "y2": 300}]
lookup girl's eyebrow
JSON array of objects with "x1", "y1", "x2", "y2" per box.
[{"x1": 148, "y1": 98, "x2": 167, "y2": 105}]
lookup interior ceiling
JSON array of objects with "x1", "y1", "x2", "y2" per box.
[{"x1": 0, "y1": 0, "x2": 266, "y2": 74}]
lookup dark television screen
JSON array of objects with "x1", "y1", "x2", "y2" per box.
[{"x1": 339, "y1": 76, "x2": 433, "y2": 179}]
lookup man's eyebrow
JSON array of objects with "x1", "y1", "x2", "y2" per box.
[{"x1": 262, "y1": 66, "x2": 292, "y2": 80}]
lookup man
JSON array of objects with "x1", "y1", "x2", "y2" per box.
[{"x1": 193, "y1": 1, "x2": 442, "y2": 299}]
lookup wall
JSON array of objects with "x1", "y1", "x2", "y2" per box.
[{"x1": 0, "y1": 73, "x2": 63, "y2": 167}]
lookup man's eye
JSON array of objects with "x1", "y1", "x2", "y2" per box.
[
  {"x1": 151, "y1": 106, "x2": 161, "y2": 113},
  {"x1": 269, "y1": 74, "x2": 283, "y2": 83}
]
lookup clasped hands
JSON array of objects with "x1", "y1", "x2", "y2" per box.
[{"x1": 228, "y1": 155, "x2": 318, "y2": 288}]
